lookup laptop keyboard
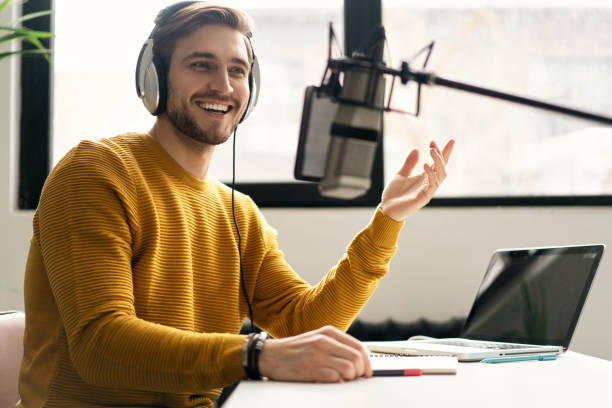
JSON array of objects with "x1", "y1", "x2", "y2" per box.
[{"x1": 427, "y1": 339, "x2": 534, "y2": 350}]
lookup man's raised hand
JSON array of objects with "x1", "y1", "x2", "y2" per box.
[{"x1": 381, "y1": 139, "x2": 455, "y2": 222}]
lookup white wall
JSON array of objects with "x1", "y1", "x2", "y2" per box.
[{"x1": 1, "y1": 44, "x2": 610, "y2": 361}]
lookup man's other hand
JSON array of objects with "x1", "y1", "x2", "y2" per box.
[
  {"x1": 258, "y1": 326, "x2": 372, "y2": 382},
  {"x1": 381, "y1": 139, "x2": 455, "y2": 222}
]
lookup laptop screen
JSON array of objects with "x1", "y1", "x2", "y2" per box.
[{"x1": 461, "y1": 245, "x2": 604, "y2": 348}]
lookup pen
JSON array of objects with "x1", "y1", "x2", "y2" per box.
[
  {"x1": 372, "y1": 369, "x2": 423, "y2": 376},
  {"x1": 481, "y1": 354, "x2": 557, "y2": 364}
]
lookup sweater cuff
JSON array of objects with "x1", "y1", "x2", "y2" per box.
[
  {"x1": 365, "y1": 205, "x2": 404, "y2": 249},
  {"x1": 213, "y1": 334, "x2": 247, "y2": 386}
]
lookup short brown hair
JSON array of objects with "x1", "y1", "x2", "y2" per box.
[{"x1": 152, "y1": 2, "x2": 254, "y2": 73}]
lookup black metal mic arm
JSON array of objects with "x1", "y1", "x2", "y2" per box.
[
  {"x1": 403, "y1": 66, "x2": 612, "y2": 126},
  {"x1": 324, "y1": 56, "x2": 612, "y2": 126}
]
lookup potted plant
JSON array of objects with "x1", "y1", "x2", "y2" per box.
[{"x1": 0, "y1": 0, "x2": 53, "y2": 61}]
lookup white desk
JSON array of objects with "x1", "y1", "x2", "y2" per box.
[{"x1": 224, "y1": 351, "x2": 612, "y2": 407}]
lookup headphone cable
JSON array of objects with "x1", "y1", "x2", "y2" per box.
[{"x1": 231, "y1": 128, "x2": 255, "y2": 333}]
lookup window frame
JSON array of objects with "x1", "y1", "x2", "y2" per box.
[
  {"x1": 18, "y1": 0, "x2": 51, "y2": 210},
  {"x1": 17, "y1": 0, "x2": 612, "y2": 209}
]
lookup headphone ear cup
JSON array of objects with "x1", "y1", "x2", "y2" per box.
[
  {"x1": 239, "y1": 55, "x2": 260, "y2": 123},
  {"x1": 136, "y1": 39, "x2": 166, "y2": 116},
  {"x1": 151, "y1": 55, "x2": 167, "y2": 116},
  {"x1": 239, "y1": 73, "x2": 253, "y2": 123}
]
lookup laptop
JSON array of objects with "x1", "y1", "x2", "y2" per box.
[{"x1": 368, "y1": 244, "x2": 604, "y2": 361}]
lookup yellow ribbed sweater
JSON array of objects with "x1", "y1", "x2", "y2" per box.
[{"x1": 18, "y1": 133, "x2": 403, "y2": 407}]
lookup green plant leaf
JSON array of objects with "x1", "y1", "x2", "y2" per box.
[
  {"x1": 0, "y1": 31, "x2": 26, "y2": 44},
  {"x1": 0, "y1": 0, "x2": 10, "y2": 14},
  {"x1": 10, "y1": 10, "x2": 53, "y2": 26},
  {"x1": 0, "y1": 0, "x2": 53, "y2": 64},
  {"x1": 0, "y1": 32, "x2": 52, "y2": 62},
  {"x1": 25, "y1": 34, "x2": 44, "y2": 50},
  {"x1": 0, "y1": 26, "x2": 54, "y2": 38},
  {"x1": 0, "y1": 48, "x2": 50, "y2": 60}
]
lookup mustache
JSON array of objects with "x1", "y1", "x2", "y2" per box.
[{"x1": 190, "y1": 92, "x2": 238, "y2": 104}]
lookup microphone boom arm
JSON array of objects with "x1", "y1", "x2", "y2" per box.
[
  {"x1": 409, "y1": 69, "x2": 612, "y2": 126},
  {"x1": 324, "y1": 56, "x2": 612, "y2": 126}
]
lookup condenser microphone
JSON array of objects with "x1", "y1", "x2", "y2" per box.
[{"x1": 317, "y1": 26, "x2": 387, "y2": 199}]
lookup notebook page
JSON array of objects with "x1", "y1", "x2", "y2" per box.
[{"x1": 369, "y1": 354, "x2": 458, "y2": 374}]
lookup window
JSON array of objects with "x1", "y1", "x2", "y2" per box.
[
  {"x1": 382, "y1": 0, "x2": 612, "y2": 201},
  {"x1": 18, "y1": 0, "x2": 612, "y2": 209}
]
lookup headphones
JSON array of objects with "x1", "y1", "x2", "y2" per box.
[{"x1": 135, "y1": 1, "x2": 260, "y2": 121}]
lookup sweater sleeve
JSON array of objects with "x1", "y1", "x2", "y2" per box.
[
  {"x1": 251, "y1": 205, "x2": 403, "y2": 338},
  {"x1": 35, "y1": 141, "x2": 245, "y2": 392}
]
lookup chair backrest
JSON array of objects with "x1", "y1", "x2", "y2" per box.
[{"x1": 0, "y1": 311, "x2": 25, "y2": 408}]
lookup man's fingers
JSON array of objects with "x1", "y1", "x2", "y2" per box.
[
  {"x1": 324, "y1": 355, "x2": 358, "y2": 381},
  {"x1": 400, "y1": 141, "x2": 452, "y2": 179},
  {"x1": 441, "y1": 139, "x2": 455, "y2": 163},
  {"x1": 315, "y1": 326, "x2": 360, "y2": 350},
  {"x1": 424, "y1": 163, "x2": 439, "y2": 190},
  {"x1": 430, "y1": 147, "x2": 447, "y2": 181},
  {"x1": 315, "y1": 326, "x2": 370, "y2": 377},
  {"x1": 397, "y1": 149, "x2": 419, "y2": 177},
  {"x1": 316, "y1": 367, "x2": 342, "y2": 383}
]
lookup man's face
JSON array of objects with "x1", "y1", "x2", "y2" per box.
[{"x1": 165, "y1": 24, "x2": 251, "y2": 146}]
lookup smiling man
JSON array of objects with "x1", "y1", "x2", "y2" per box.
[{"x1": 17, "y1": 2, "x2": 453, "y2": 408}]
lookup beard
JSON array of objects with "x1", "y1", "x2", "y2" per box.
[{"x1": 165, "y1": 87, "x2": 243, "y2": 146}]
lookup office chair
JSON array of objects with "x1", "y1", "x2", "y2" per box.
[{"x1": 0, "y1": 311, "x2": 25, "y2": 408}]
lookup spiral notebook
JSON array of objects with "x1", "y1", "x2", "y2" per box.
[{"x1": 369, "y1": 353, "x2": 458, "y2": 374}]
